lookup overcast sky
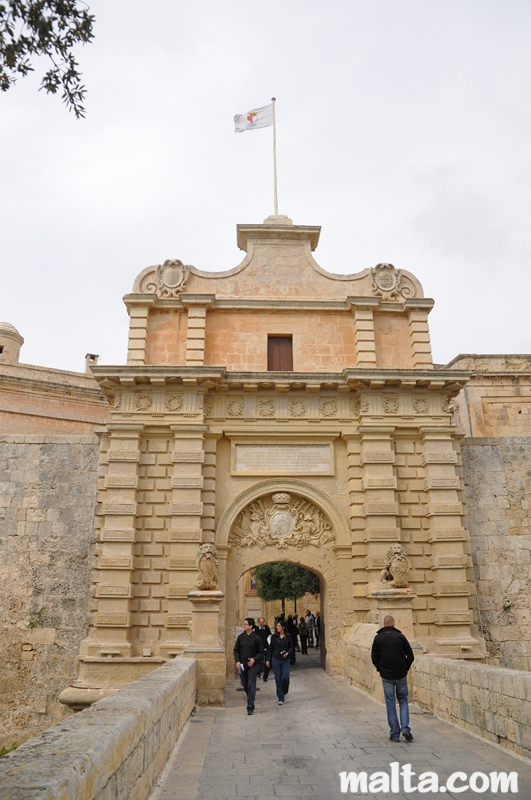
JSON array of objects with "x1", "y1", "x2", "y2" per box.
[{"x1": 1, "y1": 0, "x2": 530, "y2": 372}]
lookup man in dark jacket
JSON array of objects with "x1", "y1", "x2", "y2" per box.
[
  {"x1": 371, "y1": 615, "x2": 415, "y2": 742},
  {"x1": 234, "y1": 617, "x2": 264, "y2": 715},
  {"x1": 254, "y1": 617, "x2": 271, "y2": 682}
]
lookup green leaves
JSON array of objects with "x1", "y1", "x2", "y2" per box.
[
  {"x1": 254, "y1": 563, "x2": 320, "y2": 603},
  {"x1": 0, "y1": 1, "x2": 95, "y2": 117}
]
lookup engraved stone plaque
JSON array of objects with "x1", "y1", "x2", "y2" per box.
[{"x1": 233, "y1": 443, "x2": 332, "y2": 475}]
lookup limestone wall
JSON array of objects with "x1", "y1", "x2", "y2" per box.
[
  {"x1": 0, "y1": 435, "x2": 99, "y2": 748},
  {"x1": 461, "y1": 438, "x2": 531, "y2": 671},
  {"x1": 0, "y1": 657, "x2": 196, "y2": 800},
  {"x1": 344, "y1": 624, "x2": 531, "y2": 760}
]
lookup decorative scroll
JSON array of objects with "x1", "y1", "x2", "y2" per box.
[{"x1": 229, "y1": 492, "x2": 334, "y2": 550}]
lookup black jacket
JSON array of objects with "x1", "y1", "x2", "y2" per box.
[
  {"x1": 371, "y1": 625, "x2": 414, "y2": 680},
  {"x1": 267, "y1": 632, "x2": 293, "y2": 662},
  {"x1": 254, "y1": 624, "x2": 271, "y2": 649},
  {"x1": 234, "y1": 631, "x2": 265, "y2": 667}
]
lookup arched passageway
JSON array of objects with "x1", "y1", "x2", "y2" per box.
[{"x1": 214, "y1": 479, "x2": 352, "y2": 678}]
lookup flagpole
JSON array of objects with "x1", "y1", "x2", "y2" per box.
[{"x1": 271, "y1": 97, "x2": 278, "y2": 215}]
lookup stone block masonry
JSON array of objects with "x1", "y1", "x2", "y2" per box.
[
  {"x1": 0, "y1": 657, "x2": 196, "y2": 800},
  {"x1": 461, "y1": 438, "x2": 531, "y2": 671},
  {"x1": 0, "y1": 435, "x2": 99, "y2": 747}
]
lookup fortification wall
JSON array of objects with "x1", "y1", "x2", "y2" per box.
[
  {"x1": 461, "y1": 438, "x2": 531, "y2": 671},
  {"x1": 0, "y1": 658, "x2": 196, "y2": 800},
  {"x1": 0, "y1": 435, "x2": 99, "y2": 748}
]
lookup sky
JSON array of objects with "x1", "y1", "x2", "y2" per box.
[{"x1": 1, "y1": 0, "x2": 531, "y2": 372}]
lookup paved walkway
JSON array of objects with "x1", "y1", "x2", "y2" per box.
[{"x1": 150, "y1": 651, "x2": 530, "y2": 800}]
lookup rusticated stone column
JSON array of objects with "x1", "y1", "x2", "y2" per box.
[
  {"x1": 420, "y1": 427, "x2": 485, "y2": 657},
  {"x1": 160, "y1": 424, "x2": 206, "y2": 658},
  {"x1": 82, "y1": 423, "x2": 143, "y2": 658}
]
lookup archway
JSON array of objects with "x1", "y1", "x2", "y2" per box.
[{"x1": 215, "y1": 479, "x2": 351, "y2": 677}]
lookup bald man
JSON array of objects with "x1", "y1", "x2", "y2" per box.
[{"x1": 371, "y1": 615, "x2": 415, "y2": 742}]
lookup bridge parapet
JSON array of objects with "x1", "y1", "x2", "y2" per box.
[{"x1": 0, "y1": 658, "x2": 196, "y2": 800}]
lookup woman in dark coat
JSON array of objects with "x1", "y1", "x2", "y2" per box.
[{"x1": 266, "y1": 620, "x2": 293, "y2": 705}]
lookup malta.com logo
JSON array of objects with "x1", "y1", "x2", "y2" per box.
[{"x1": 339, "y1": 762, "x2": 519, "y2": 794}]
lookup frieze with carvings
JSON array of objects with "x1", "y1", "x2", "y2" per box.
[
  {"x1": 258, "y1": 398, "x2": 276, "y2": 417},
  {"x1": 145, "y1": 259, "x2": 191, "y2": 298},
  {"x1": 229, "y1": 492, "x2": 334, "y2": 550}
]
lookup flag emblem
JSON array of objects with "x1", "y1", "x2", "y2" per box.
[{"x1": 234, "y1": 103, "x2": 273, "y2": 133}]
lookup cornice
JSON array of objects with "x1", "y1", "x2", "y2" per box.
[
  {"x1": 90, "y1": 366, "x2": 470, "y2": 394},
  {"x1": 122, "y1": 294, "x2": 435, "y2": 314}
]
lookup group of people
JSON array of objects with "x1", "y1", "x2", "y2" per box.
[
  {"x1": 235, "y1": 611, "x2": 416, "y2": 745},
  {"x1": 233, "y1": 610, "x2": 321, "y2": 713}
]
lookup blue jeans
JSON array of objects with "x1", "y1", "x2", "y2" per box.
[
  {"x1": 382, "y1": 677, "x2": 410, "y2": 740},
  {"x1": 272, "y1": 657, "x2": 290, "y2": 702}
]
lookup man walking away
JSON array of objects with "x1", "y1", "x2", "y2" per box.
[
  {"x1": 234, "y1": 617, "x2": 264, "y2": 715},
  {"x1": 254, "y1": 617, "x2": 271, "y2": 682},
  {"x1": 371, "y1": 615, "x2": 414, "y2": 742}
]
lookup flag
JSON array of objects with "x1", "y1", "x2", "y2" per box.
[{"x1": 234, "y1": 103, "x2": 273, "y2": 133}]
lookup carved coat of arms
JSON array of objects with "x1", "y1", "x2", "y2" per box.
[
  {"x1": 229, "y1": 492, "x2": 334, "y2": 550},
  {"x1": 146, "y1": 259, "x2": 190, "y2": 298},
  {"x1": 370, "y1": 263, "x2": 409, "y2": 302}
]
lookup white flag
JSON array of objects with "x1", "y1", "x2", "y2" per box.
[{"x1": 234, "y1": 103, "x2": 273, "y2": 133}]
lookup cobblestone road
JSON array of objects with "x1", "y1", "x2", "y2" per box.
[{"x1": 150, "y1": 651, "x2": 531, "y2": 800}]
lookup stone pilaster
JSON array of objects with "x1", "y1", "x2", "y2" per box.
[
  {"x1": 342, "y1": 431, "x2": 367, "y2": 620},
  {"x1": 359, "y1": 426, "x2": 401, "y2": 606},
  {"x1": 202, "y1": 430, "x2": 221, "y2": 543},
  {"x1": 353, "y1": 307, "x2": 377, "y2": 367},
  {"x1": 160, "y1": 425, "x2": 206, "y2": 658},
  {"x1": 185, "y1": 305, "x2": 208, "y2": 366},
  {"x1": 408, "y1": 309, "x2": 433, "y2": 369},
  {"x1": 420, "y1": 427, "x2": 484, "y2": 657},
  {"x1": 126, "y1": 299, "x2": 153, "y2": 365},
  {"x1": 81, "y1": 423, "x2": 143, "y2": 658}
]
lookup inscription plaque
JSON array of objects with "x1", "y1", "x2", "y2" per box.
[{"x1": 233, "y1": 444, "x2": 332, "y2": 475}]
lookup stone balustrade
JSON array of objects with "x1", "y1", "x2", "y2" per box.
[{"x1": 0, "y1": 658, "x2": 196, "y2": 800}]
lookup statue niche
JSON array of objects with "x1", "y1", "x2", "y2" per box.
[{"x1": 229, "y1": 492, "x2": 334, "y2": 550}]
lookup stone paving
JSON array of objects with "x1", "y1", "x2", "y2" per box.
[{"x1": 150, "y1": 651, "x2": 531, "y2": 800}]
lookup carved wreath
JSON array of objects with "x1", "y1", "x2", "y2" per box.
[
  {"x1": 229, "y1": 492, "x2": 334, "y2": 550},
  {"x1": 145, "y1": 259, "x2": 191, "y2": 298}
]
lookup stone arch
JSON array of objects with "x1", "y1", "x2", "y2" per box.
[{"x1": 216, "y1": 479, "x2": 350, "y2": 676}]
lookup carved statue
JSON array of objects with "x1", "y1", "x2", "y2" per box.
[
  {"x1": 379, "y1": 543, "x2": 411, "y2": 589},
  {"x1": 196, "y1": 543, "x2": 219, "y2": 590}
]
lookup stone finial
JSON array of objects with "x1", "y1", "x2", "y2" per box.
[
  {"x1": 379, "y1": 543, "x2": 411, "y2": 589},
  {"x1": 196, "y1": 543, "x2": 219, "y2": 590},
  {"x1": 0, "y1": 322, "x2": 24, "y2": 364}
]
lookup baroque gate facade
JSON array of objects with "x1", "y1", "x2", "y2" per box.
[{"x1": 62, "y1": 215, "x2": 485, "y2": 708}]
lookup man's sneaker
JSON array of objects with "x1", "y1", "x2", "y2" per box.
[
  {"x1": 278, "y1": 701, "x2": 283, "y2": 705},
  {"x1": 247, "y1": 707, "x2": 254, "y2": 715},
  {"x1": 389, "y1": 737, "x2": 400, "y2": 742},
  {"x1": 402, "y1": 731, "x2": 413, "y2": 741}
]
